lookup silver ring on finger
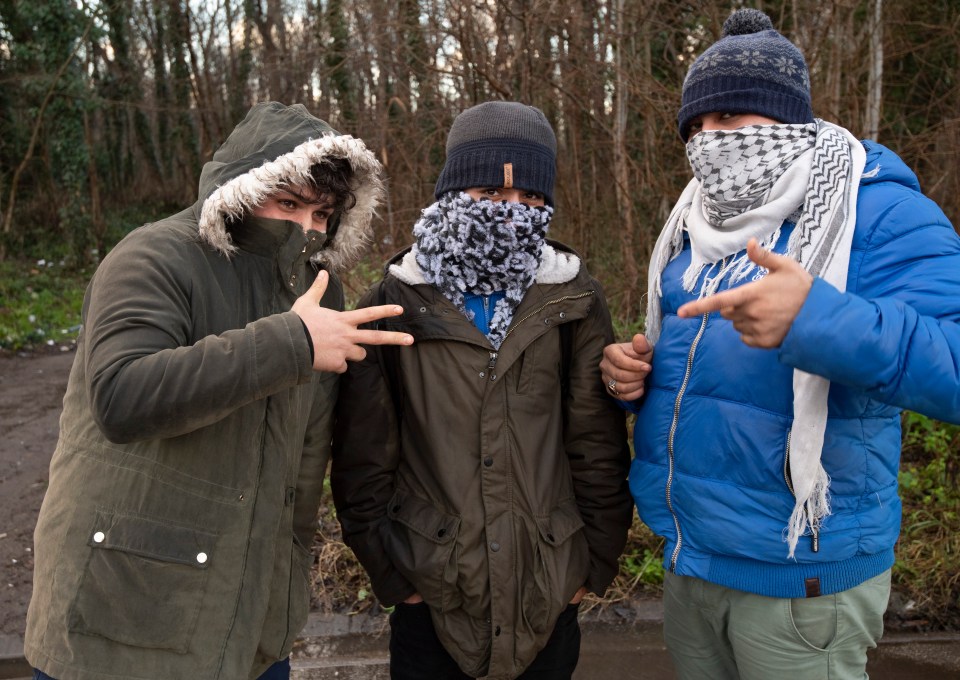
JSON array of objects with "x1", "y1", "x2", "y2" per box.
[{"x1": 607, "y1": 378, "x2": 619, "y2": 397}]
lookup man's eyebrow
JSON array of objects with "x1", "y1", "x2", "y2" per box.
[{"x1": 280, "y1": 187, "x2": 333, "y2": 206}]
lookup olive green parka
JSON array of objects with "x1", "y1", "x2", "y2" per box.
[
  {"x1": 331, "y1": 243, "x2": 633, "y2": 679},
  {"x1": 24, "y1": 102, "x2": 383, "y2": 680}
]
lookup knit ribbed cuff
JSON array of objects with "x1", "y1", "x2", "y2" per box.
[{"x1": 434, "y1": 138, "x2": 556, "y2": 205}]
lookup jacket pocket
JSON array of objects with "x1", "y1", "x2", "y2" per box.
[
  {"x1": 380, "y1": 489, "x2": 462, "y2": 612},
  {"x1": 67, "y1": 509, "x2": 216, "y2": 653},
  {"x1": 522, "y1": 498, "x2": 589, "y2": 635}
]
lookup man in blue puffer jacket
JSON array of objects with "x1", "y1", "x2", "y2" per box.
[{"x1": 600, "y1": 8, "x2": 960, "y2": 680}]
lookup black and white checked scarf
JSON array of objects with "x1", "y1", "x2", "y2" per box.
[
  {"x1": 687, "y1": 124, "x2": 814, "y2": 227},
  {"x1": 647, "y1": 120, "x2": 867, "y2": 557},
  {"x1": 412, "y1": 192, "x2": 552, "y2": 349}
]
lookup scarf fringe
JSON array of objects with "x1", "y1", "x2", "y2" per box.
[
  {"x1": 786, "y1": 467, "x2": 831, "y2": 558},
  {"x1": 682, "y1": 228, "x2": 782, "y2": 298}
]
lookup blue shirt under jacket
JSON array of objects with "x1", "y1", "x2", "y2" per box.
[{"x1": 464, "y1": 291, "x2": 506, "y2": 334}]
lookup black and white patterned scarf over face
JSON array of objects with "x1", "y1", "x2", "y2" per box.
[
  {"x1": 413, "y1": 191, "x2": 552, "y2": 349},
  {"x1": 686, "y1": 124, "x2": 815, "y2": 227}
]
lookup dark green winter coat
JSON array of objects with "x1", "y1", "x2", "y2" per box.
[
  {"x1": 331, "y1": 243, "x2": 633, "y2": 679},
  {"x1": 24, "y1": 102, "x2": 384, "y2": 680}
]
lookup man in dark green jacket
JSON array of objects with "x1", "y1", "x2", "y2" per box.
[
  {"x1": 332, "y1": 101, "x2": 633, "y2": 680},
  {"x1": 25, "y1": 102, "x2": 412, "y2": 680}
]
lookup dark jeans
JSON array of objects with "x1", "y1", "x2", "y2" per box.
[
  {"x1": 388, "y1": 601, "x2": 581, "y2": 680},
  {"x1": 34, "y1": 656, "x2": 291, "y2": 680}
]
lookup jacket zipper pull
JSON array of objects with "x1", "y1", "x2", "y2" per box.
[
  {"x1": 488, "y1": 352, "x2": 498, "y2": 372},
  {"x1": 811, "y1": 525, "x2": 820, "y2": 553}
]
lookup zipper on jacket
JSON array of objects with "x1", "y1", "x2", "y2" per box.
[
  {"x1": 783, "y1": 429, "x2": 794, "y2": 495},
  {"x1": 666, "y1": 313, "x2": 708, "y2": 572},
  {"x1": 486, "y1": 291, "x2": 594, "y2": 380},
  {"x1": 783, "y1": 429, "x2": 819, "y2": 553}
]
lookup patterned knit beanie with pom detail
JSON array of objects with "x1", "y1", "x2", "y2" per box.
[{"x1": 677, "y1": 8, "x2": 813, "y2": 141}]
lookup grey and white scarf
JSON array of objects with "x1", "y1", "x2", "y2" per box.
[
  {"x1": 647, "y1": 120, "x2": 867, "y2": 558},
  {"x1": 412, "y1": 192, "x2": 553, "y2": 349}
]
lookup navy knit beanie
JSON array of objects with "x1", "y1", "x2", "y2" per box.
[
  {"x1": 677, "y1": 8, "x2": 813, "y2": 141},
  {"x1": 434, "y1": 101, "x2": 557, "y2": 206}
]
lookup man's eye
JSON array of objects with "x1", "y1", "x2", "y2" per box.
[
  {"x1": 279, "y1": 199, "x2": 296, "y2": 209},
  {"x1": 525, "y1": 192, "x2": 543, "y2": 201}
]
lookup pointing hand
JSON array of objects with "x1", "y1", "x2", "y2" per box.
[{"x1": 677, "y1": 238, "x2": 813, "y2": 348}]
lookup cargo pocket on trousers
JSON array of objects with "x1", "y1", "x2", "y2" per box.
[
  {"x1": 524, "y1": 499, "x2": 588, "y2": 635},
  {"x1": 380, "y1": 489, "x2": 462, "y2": 612},
  {"x1": 67, "y1": 509, "x2": 216, "y2": 653}
]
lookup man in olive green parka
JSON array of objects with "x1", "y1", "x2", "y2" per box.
[{"x1": 25, "y1": 102, "x2": 412, "y2": 680}]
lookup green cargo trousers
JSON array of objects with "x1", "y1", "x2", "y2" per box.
[{"x1": 663, "y1": 569, "x2": 891, "y2": 680}]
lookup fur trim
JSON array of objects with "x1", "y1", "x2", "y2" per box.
[
  {"x1": 197, "y1": 134, "x2": 384, "y2": 273},
  {"x1": 536, "y1": 244, "x2": 581, "y2": 283},
  {"x1": 389, "y1": 250, "x2": 427, "y2": 285},
  {"x1": 389, "y1": 244, "x2": 579, "y2": 286}
]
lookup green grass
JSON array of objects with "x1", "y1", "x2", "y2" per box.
[
  {"x1": 894, "y1": 413, "x2": 960, "y2": 628},
  {"x1": 0, "y1": 259, "x2": 90, "y2": 351}
]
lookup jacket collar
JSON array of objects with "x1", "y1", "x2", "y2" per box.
[{"x1": 228, "y1": 214, "x2": 318, "y2": 256}]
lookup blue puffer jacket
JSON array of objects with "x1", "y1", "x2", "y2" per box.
[{"x1": 630, "y1": 141, "x2": 960, "y2": 599}]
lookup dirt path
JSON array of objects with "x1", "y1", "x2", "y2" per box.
[{"x1": 0, "y1": 350, "x2": 75, "y2": 636}]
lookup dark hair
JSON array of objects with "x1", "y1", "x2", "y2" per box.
[{"x1": 304, "y1": 157, "x2": 357, "y2": 215}]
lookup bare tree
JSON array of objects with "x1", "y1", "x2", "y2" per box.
[
  {"x1": 2, "y1": 0, "x2": 958, "y2": 271},
  {"x1": 864, "y1": 0, "x2": 883, "y2": 140}
]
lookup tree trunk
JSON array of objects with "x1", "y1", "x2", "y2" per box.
[{"x1": 865, "y1": 0, "x2": 883, "y2": 141}]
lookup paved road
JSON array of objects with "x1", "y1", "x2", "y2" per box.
[
  {"x1": 4, "y1": 611, "x2": 959, "y2": 679},
  {"x1": 288, "y1": 622, "x2": 960, "y2": 679},
  {"x1": 288, "y1": 608, "x2": 960, "y2": 680}
]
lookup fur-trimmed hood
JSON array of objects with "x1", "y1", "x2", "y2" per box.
[{"x1": 196, "y1": 101, "x2": 384, "y2": 273}]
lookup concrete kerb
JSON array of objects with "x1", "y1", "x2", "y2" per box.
[
  {"x1": 5, "y1": 599, "x2": 960, "y2": 679},
  {"x1": 290, "y1": 601, "x2": 667, "y2": 679},
  {"x1": 0, "y1": 601, "x2": 665, "y2": 679}
]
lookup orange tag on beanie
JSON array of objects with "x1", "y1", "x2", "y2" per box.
[{"x1": 503, "y1": 163, "x2": 513, "y2": 188}]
